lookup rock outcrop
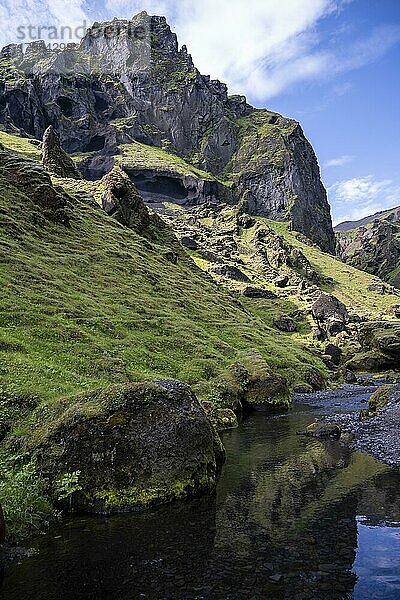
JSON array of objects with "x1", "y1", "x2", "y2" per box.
[
  {"x1": 345, "y1": 321, "x2": 400, "y2": 372},
  {"x1": 0, "y1": 143, "x2": 69, "y2": 224},
  {"x1": 35, "y1": 382, "x2": 223, "y2": 513},
  {"x1": 0, "y1": 13, "x2": 335, "y2": 252},
  {"x1": 359, "y1": 321, "x2": 400, "y2": 364},
  {"x1": 42, "y1": 126, "x2": 81, "y2": 179},
  {"x1": 336, "y1": 206, "x2": 400, "y2": 288},
  {"x1": 101, "y1": 165, "x2": 150, "y2": 231},
  {"x1": 312, "y1": 294, "x2": 349, "y2": 339}
]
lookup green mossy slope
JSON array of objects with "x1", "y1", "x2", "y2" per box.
[
  {"x1": 0, "y1": 156, "x2": 324, "y2": 406},
  {"x1": 264, "y1": 220, "x2": 399, "y2": 317}
]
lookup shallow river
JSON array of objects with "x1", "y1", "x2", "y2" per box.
[{"x1": 1, "y1": 386, "x2": 400, "y2": 599}]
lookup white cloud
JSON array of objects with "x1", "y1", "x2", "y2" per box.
[
  {"x1": 0, "y1": 0, "x2": 398, "y2": 103},
  {"x1": 324, "y1": 155, "x2": 354, "y2": 168},
  {"x1": 159, "y1": 0, "x2": 338, "y2": 100},
  {"x1": 0, "y1": 0, "x2": 89, "y2": 46},
  {"x1": 329, "y1": 175, "x2": 400, "y2": 224}
]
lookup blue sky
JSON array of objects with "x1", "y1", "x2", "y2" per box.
[{"x1": 0, "y1": 0, "x2": 399, "y2": 224}]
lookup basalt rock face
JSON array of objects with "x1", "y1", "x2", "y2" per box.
[
  {"x1": 35, "y1": 382, "x2": 223, "y2": 514},
  {"x1": 42, "y1": 125, "x2": 81, "y2": 179},
  {"x1": 0, "y1": 12, "x2": 335, "y2": 253},
  {"x1": 232, "y1": 117, "x2": 335, "y2": 253},
  {"x1": 336, "y1": 207, "x2": 400, "y2": 288}
]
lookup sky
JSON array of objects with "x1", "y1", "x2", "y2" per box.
[{"x1": 0, "y1": 0, "x2": 399, "y2": 225}]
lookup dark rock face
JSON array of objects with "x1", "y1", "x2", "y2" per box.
[
  {"x1": 234, "y1": 120, "x2": 335, "y2": 253},
  {"x1": 312, "y1": 294, "x2": 349, "y2": 339},
  {"x1": 275, "y1": 275, "x2": 289, "y2": 288},
  {"x1": 101, "y1": 165, "x2": 150, "y2": 231},
  {"x1": 336, "y1": 207, "x2": 400, "y2": 289},
  {"x1": 273, "y1": 315, "x2": 297, "y2": 332},
  {"x1": 242, "y1": 286, "x2": 277, "y2": 299},
  {"x1": 0, "y1": 13, "x2": 335, "y2": 252},
  {"x1": 211, "y1": 264, "x2": 250, "y2": 282},
  {"x1": 180, "y1": 236, "x2": 198, "y2": 250},
  {"x1": 36, "y1": 382, "x2": 223, "y2": 513},
  {"x1": 42, "y1": 126, "x2": 81, "y2": 179},
  {"x1": 325, "y1": 344, "x2": 343, "y2": 366},
  {"x1": 0, "y1": 143, "x2": 69, "y2": 223}
]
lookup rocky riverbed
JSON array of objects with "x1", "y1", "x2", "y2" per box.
[{"x1": 296, "y1": 378, "x2": 400, "y2": 469}]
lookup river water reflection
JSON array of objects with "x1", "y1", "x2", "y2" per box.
[{"x1": 1, "y1": 388, "x2": 400, "y2": 599}]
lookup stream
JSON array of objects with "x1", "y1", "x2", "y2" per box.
[{"x1": 1, "y1": 385, "x2": 400, "y2": 599}]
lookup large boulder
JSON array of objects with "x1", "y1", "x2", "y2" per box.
[
  {"x1": 304, "y1": 422, "x2": 342, "y2": 439},
  {"x1": 273, "y1": 314, "x2": 297, "y2": 333},
  {"x1": 237, "y1": 350, "x2": 290, "y2": 409},
  {"x1": 42, "y1": 125, "x2": 82, "y2": 179},
  {"x1": 312, "y1": 293, "x2": 349, "y2": 339},
  {"x1": 34, "y1": 382, "x2": 223, "y2": 514},
  {"x1": 101, "y1": 166, "x2": 151, "y2": 231},
  {"x1": 359, "y1": 321, "x2": 400, "y2": 358},
  {"x1": 211, "y1": 264, "x2": 250, "y2": 282},
  {"x1": 355, "y1": 321, "x2": 400, "y2": 369},
  {"x1": 242, "y1": 286, "x2": 277, "y2": 299}
]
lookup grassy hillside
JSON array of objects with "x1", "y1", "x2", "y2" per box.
[
  {"x1": 0, "y1": 129, "x2": 41, "y2": 160},
  {"x1": 265, "y1": 220, "x2": 399, "y2": 317},
  {"x1": 0, "y1": 158, "x2": 325, "y2": 406}
]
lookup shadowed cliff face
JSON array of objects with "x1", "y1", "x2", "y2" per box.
[{"x1": 0, "y1": 12, "x2": 335, "y2": 253}]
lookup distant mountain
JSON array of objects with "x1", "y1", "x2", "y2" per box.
[
  {"x1": 336, "y1": 205, "x2": 400, "y2": 288},
  {"x1": 335, "y1": 205, "x2": 400, "y2": 232}
]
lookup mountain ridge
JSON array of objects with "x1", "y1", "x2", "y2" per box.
[
  {"x1": 336, "y1": 205, "x2": 400, "y2": 288},
  {"x1": 0, "y1": 12, "x2": 335, "y2": 252},
  {"x1": 335, "y1": 205, "x2": 400, "y2": 232}
]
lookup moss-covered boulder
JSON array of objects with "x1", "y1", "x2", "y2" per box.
[
  {"x1": 305, "y1": 422, "x2": 342, "y2": 439},
  {"x1": 345, "y1": 350, "x2": 391, "y2": 373},
  {"x1": 30, "y1": 382, "x2": 223, "y2": 514},
  {"x1": 202, "y1": 404, "x2": 238, "y2": 431},
  {"x1": 368, "y1": 385, "x2": 392, "y2": 414},
  {"x1": 358, "y1": 321, "x2": 400, "y2": 361},
  {"x1": 0, "y1": 143, "x2": 69, "y2": 224},
  {"x1": 238, "y1": 350, "x2": 290, "y2": 409},
  {"x1": 101, "y1": 165, "x2": 151, "y2": 231}
]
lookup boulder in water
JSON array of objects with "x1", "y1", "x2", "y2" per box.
[{"x1": 34, "y1": 382, "x2": 224, "y2": 514}]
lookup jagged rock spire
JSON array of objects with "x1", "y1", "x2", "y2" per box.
[
  {"x1": 42, "y1": 125, "x2": 82, "y2": 179},
  {"x1": 101, "y1": 165, "x2": 150, "y2": 231}
]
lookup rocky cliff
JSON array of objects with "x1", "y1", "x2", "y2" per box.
[
  {"x1": 0, "y1": 12, "x2": 335, "y2": 252},
  {"x1": 336, "y1": 206, "x2": 400, "y2": 288}
]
